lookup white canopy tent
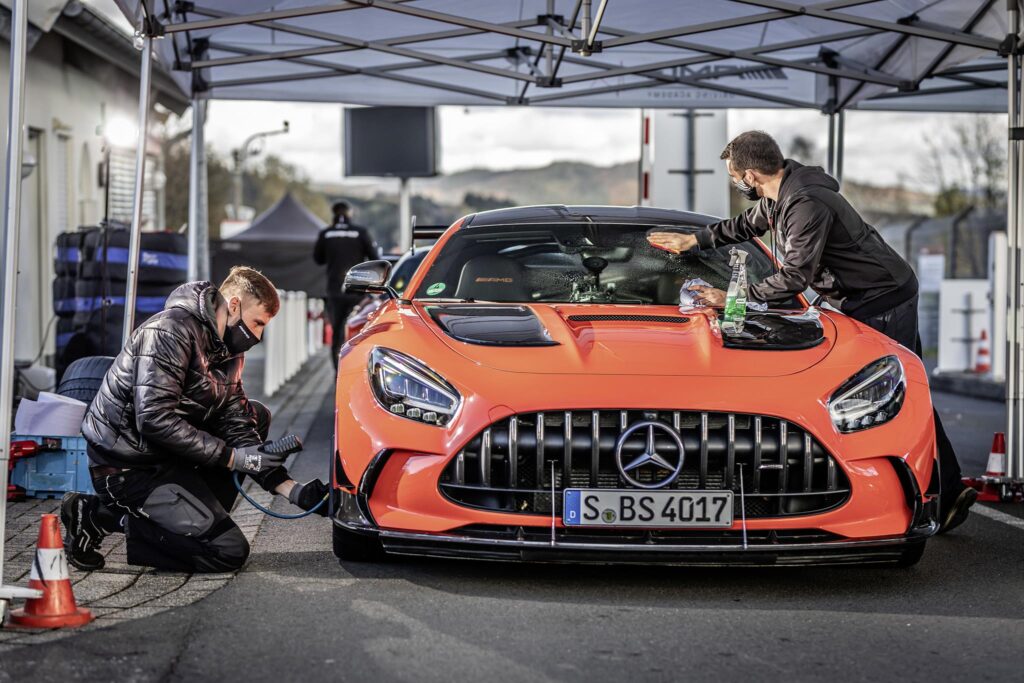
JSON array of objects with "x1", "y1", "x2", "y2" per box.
[
  {"x1": 0, "y1": 0, "x2": 1018, "y2": 615},
  {"x1": 109, "y1": 0, "x2": 1005, "y2": 112}
]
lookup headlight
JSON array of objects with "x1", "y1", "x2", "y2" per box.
[
  {"x1": 368, "y1": 347, "x2": 460, "y2": 425},
  {"x1": 828, "y1": 355, "x2": 906, "y2": 433}
]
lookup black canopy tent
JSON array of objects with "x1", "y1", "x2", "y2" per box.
[
  {"x1": 212, "y1": 191, "x2": 327, "y2": 296},
  {"x1": 0, "y1": 0, "x2": 1019, "y2": 609}
]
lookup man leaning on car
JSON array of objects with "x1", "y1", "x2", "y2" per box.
[{"x1": 647, "y1": 130, "x2": 976, "y2": 534}]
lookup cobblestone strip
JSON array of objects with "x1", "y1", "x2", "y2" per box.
[{"x1": 0, "y1": 352, "x2": 332, "y2": 650}]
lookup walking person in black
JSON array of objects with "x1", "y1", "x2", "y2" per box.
[
  {"x1": 314, "y1": 200, "x2": 380, "y2": 367},
  {"x1": 648, "y1": 130, "x2": 977, "y2": 533}
]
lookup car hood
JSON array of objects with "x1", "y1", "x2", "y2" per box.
[{"x1": 414, "y1": 303, "x2": 836, "y2": 377}]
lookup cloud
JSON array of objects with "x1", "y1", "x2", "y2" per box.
[
  {"x1": 203, "y1": 100, "x2": 1003, "y2": 192},
  {"x1": 204, "y1": 102, "x2": 641, "y2": 183},
  {"x1": 728, "y1": 109, "x2": 1004, "y2": 190}
]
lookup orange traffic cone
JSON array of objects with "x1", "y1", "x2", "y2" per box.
[
  {"x1": 8, "y1": 514, "x2": 93, "y2": 628},
  {"x1": 985, "y1": 432, "x2": 1007, "y2": 478},
  {"x1": 975, "y1": 330, "x2": 991, "y2": 373}
]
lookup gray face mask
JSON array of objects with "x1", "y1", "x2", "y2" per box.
[{"x1": 733, "y1": 177, "x2": 759, "y2": 201}]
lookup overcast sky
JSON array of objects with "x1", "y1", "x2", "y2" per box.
[{"x1": 202, "y1": 101, "x2": 1001, "y2": 191}]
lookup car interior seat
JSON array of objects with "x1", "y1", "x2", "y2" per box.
[{"x1": 454, "y1": 255, "x2": 530, "y2": 301}]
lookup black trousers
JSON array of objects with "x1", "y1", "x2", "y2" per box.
[
  {"x1": 92, "y1": 401, "x2": 274, "y2": 573},
  {"x1": 853, "y1": 295, "x2": 963, "y2": 497},
  {"x1": 327, "y1": 295, "x2": 362, "y2": 368}
]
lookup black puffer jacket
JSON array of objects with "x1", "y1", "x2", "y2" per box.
[
  {"x1": 697, "y1": 160, "x2": 917, "y2": 316},
  {"x1": 82, "y1": 281, "x2": 261, "y2": 470}
]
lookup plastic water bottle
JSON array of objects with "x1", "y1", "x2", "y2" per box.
[{"x1": 722, "y1": 248, "x2": 748, "y2": 334}]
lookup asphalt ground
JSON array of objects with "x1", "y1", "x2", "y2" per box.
[
  {"x1": 2, "y1": 387, "x2": 1021, "y2": 683},
  {"x1": 935, "y1": 389, "x2": 1007, "y2": 478}
]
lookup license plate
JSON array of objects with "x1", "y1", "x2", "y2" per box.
[{"x1": 563, "y1": 489, "x2": 734, "y2": 528}]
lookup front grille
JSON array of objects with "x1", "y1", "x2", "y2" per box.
[
  {"x1": 439, "y1": 410, "x2": 850, "y2": 518},
  {"x1": 566, "y1": 314, "x2": 689, "y2": 323}
]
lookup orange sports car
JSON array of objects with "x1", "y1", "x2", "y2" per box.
[{"x1": 330, "y1": 206, "x2": 939, "y2": 566}]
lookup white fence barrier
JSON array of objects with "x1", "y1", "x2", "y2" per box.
[
  {"x1": 263, "y1": 291, "x2": 325, "y2": 397},
  {"x1": 308, "y1": 298, "x2": 325, "y2": 357}
]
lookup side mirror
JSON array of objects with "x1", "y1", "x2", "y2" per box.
[{"x1": 344, "y1": 260, "x2": 394, "y2": 296}]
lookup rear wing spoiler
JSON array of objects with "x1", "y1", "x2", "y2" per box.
[{"x1": 412, "y1": 225, "x2": 448, "y2": 241}]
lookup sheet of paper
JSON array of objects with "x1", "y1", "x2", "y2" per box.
[{"x1": 14, "y1": 392, "x2": 87, "y2": 437}]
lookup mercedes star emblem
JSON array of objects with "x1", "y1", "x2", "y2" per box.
[{"x1": 614, "y1": 420, "x2": 686, "y2": 489}]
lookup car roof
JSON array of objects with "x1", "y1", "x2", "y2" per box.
[{"x1": 462, "y1": 205, "x2": 720, "y2": 228}]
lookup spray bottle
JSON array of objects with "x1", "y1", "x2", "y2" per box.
[{"x1": 721, "y1": 248, "x2": 748, "y2": 334}]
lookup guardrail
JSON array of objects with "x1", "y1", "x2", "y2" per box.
[{"x1": 263, "y1": 291, "x2": 326, "y2": 397}]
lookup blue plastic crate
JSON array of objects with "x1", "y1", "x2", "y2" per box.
[{"x1": 9, "y1": 435, "x2": 94, "y2": 499}]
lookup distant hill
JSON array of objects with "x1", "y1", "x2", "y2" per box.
[
  {"x1": 310, "y1": 160, "x2": 938, "y2": 252},
  {"x1": 415, "y1": 160, "x2": 639, "y2": 206},
  {"x1": 315, "y1": 160, "x2": 639, "y2": 208}
]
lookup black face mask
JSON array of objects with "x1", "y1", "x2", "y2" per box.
[
  {"x1": 733, "y1": 177, "x2": 760, "y2": 201},
  {"x1": 224, "y1": 317, "x2": 260, "y2": 354}
]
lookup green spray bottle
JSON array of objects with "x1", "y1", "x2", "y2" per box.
[{"x1": 721, "y1": 248, "x2": 748, "y2": 334}]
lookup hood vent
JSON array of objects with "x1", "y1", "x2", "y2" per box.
[
  {"x1": 567, "y1": 314, "x2": 689, "y2": 324},
  {"x1": 427, "y1": 305, "x2": 558, "y2": 347}
]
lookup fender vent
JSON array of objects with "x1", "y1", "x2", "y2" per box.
[{"x1": 566, "y1": 315, "x2": 689, "y2": 324}]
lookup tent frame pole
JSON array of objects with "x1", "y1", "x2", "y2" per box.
[
  {"x1": 1008, "y1": 0, "x2": 1022, "y2": 483},
  {"x1": 827, "y1": 113, "x2": 836, "y2": 177},
  {"x1": 123, "y1": 34, "x2": 155, "y2": 343},
  {"x1": 188, "y1": 96, "x2": 209, "y2": 281},
  {"x1": 0, "y1": 0, "x2": 35, "y2": 624},
  {"x1": 398, "y1": 177, "x2": 412, "y2": 253},
  {"x1": 834, "y1": 110, "x2": 845, "y2": 184},
  {"x1": 828, "y1": 109, "x2": 845, "y2": 183}
]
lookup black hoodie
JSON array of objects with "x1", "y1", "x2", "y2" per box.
[
  {"x1": 82, "y1": 281, "x2": 262, "y2": 470},
  {"x1": 696, "y1": 159, "x2": 917, "y2": 316}
]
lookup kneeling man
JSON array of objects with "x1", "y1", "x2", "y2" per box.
[{"x1": 63, "y1": 267, "x2": 327, "y2": 573}]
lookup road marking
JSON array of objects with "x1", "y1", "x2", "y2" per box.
[
  {"x1": 972, "y1": 504, "x2": 1024, "y2": 531},
  {"x1": 351, "y1": 599, "x2": 555, "y2": 683}
]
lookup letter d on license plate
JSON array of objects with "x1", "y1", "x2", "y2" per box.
[{"x1": 563, "y1": 489, "x2": 734, "y2": 528}]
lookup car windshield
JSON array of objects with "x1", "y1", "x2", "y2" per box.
[{"x1": 411, "y1": 223, "x2": 800, "y2": 308}]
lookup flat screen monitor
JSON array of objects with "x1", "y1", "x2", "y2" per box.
[{"x1": 343, "y1": 106, "x2": 438, "y2": 178}]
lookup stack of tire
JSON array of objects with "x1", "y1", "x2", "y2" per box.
[
  {"x1": 53, "y1": 223, "x2": 188, "y2": 383},
  {"x1": 53, "y1": 231, "x2": 83, "y2": 378}
]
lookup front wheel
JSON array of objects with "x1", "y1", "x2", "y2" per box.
[{"x1": 332, "y1": 524, "x2": 386, "y2": 562}]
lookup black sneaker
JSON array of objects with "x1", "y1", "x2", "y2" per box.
[
  {"x1": 938, "y1": 485, "x2": 978, "y2": 535},
  {"x1": 60, "y1": 492, "x2": 107, "y2": 571}
]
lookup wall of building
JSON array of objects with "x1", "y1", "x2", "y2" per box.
[{"x1": 0, "y1": 28, "x2": 158, "y2": 365}]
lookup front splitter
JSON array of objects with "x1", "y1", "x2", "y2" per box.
[{"x1": 374, "y1": 527, "x2": 927, "y2": 566}]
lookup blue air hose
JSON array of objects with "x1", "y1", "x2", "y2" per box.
[
  {"x1": 232, "y1": 472, "x2": 328, "y2": 519},
  {"x1": 230, "y1": 435, "x2": 327, "y2": 519}
]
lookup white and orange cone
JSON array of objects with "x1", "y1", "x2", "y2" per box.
[
  {"x1": 975, "y1": 329, "x2": 991, "y2": 374},
  {"x1": 985, "y1": 432, "x2": 1007, "y2": 479},
  {"x1": 8, "y1": 514, "x2": 93, "y2": 628}
]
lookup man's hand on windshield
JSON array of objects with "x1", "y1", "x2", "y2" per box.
[
  {"x1": 647, "y1": 232, "x2": 698, "y2": 254},
  {"x1": 688, "y1": 285, "x2": 726, "y2": 308}
]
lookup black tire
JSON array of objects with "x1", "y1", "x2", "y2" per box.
[
  {"x1": 81, "y1": 228, "x2": 188, "y2": 284},
  {"x1": 894, "y1": 541, "x2": 926, "y2": 568},
  {"x1": 54, "y1": 231, "x2": 85, "y2": 277},
  {"x1": 57, "y1": 356, "x2": 114, "y2": 404},
  {"x1": 332, "y1": 524, "x2": 386, "y2": 562},
  {"x1": 53, "y1": 275, "x2": 76, "y2": 317}
]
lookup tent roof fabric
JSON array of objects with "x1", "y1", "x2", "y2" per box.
[
  {"x1": 114, "y1": 0, "x2": 1008, "y2": 112},
  {"x1": 229, "y1": 192, "x2": 325, "y2": 243}
]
